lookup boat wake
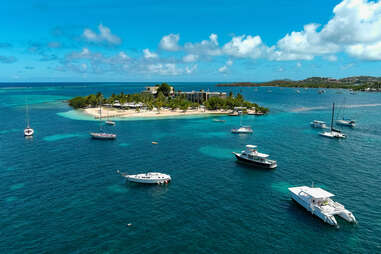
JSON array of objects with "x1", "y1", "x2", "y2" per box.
[{"x1": 292, "y1": 103, "x2": 381, "y2": 112}]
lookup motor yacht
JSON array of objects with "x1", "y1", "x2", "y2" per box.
[
  {"x1": 233, "y1": 145, "x2": 277, "y2": 168},
  {"x1": 336, "y1": 119, "x2": 355, "y2": 127},
  {"x1": 310, "y1": 120, "x2": 327, "y2": 129},
  {"x1": 117, "y1": 170, "x2": 171, "y2": 184},
  {"x1": 90, "y1": 132, "x2": 116, "y2": 140},
  {"x1": 288, "y1": 186, "x2": 357, "y2": 226},
  {"x1": 231, "y1": 126, "x2": 253, "y2": 134}
]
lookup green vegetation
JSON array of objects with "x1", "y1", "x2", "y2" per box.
[
  {"x1": 216, "y1": 76, "x2": 381, "y2": 92},
  {"x1": 68, "y1": 83, "x2": 269, "y2": 114}
]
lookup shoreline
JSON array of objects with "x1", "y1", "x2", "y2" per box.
[{"x1": 82, "y1": 107, "x2": 233, "y2": 119}]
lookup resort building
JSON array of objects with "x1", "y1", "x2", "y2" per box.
[
  {"x1": 142, "y1": 86, "x2": 174, "y2": 95},
  {"x1": 175, "y1": 90, "x2": 227, "y2": 103}
]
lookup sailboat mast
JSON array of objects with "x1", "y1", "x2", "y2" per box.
[
  {"x1": 331, "y1": 103, "x2": 335, "y2": 131},
  {"x1": 25, "y1": 102, "x2": 30, "y2": 128}
]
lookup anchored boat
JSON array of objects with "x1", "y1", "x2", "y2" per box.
[
  {"x1": 233, "y1": 145, "x2": 277, "y2": 168},
  {"x1": 288, "y1": 186, "x2": 357, "y2": 226},
  {"x1": 231, "y1": 126, "x2": 253, "y2": 134},
  {"x1": 24, "y1": 103, "x2": 34, "y2": 137},
  {"x1": 336, "y1": 119, "x2": 356, "y2": 127},
  {"x1": 310, "y1": 120, "x2": 327, "y2": 129},
  {"x1": 319, "y1": 103, "x2": 346, "y2": 139},
  {"x1": 90, "y1": 99, "x2": 117, "y2": 140},
  {"x1": 117, "y1": 170, "x2": 171, "y2": 184}
]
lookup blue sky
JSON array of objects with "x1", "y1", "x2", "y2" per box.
[{"x1": 1, "y1": 0, "x2": 381, "y2": 82}]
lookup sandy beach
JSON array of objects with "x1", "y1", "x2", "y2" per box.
[{"x1": 83, "y1": 107, "x2": 232, "y2": 119}]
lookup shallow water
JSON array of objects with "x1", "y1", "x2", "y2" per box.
[{"x1": 0, "y1": 83, "x2": 381, "y2": 253}]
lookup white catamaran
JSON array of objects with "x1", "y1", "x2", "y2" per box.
[
  {"x1": 289, "y1": 186, "x2": 357, "y2": 226},
  {"x1": 319, "y1": 103, "x2": 346, "y2": 139}
]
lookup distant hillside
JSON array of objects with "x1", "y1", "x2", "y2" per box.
[{"x1": 216, "y1": 76, "x2": 381, "y2": 91}]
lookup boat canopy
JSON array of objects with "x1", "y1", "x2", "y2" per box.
[
  {"x1": 304, "y1": 187, "x2": 335, "y2": 199},
  {"x1": 246, "y1": 145, "x2": 257, "y2": 149},
  {"x1": 313, "y1": 120, "x2": 326, "y2": 124}
]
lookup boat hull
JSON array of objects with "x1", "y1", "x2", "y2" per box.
[
  {"x1": 290, "y1": 192, "x2": 337, "y2": 226},
  {"x1": 126, "y1": 177, "x2": 170, "y2": 184},
  {"x1": 90, "y1": 133, "x2": 116, "y2": 140},
  {"x1": 234, "y1": 153, "x2": 277, "y2": 169},
  {"x1": 24, "y1": 128, "x2": 34, "y2": 136}
]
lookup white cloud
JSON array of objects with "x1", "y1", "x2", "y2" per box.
[
  {"x1": 184, "y1": 33, "x2": 221, "y2": 56},
  {"x1": 143, "y1": 48, "x2": 158, "y2": 59},
  {"x1": 185, "y1": 64, "x2": 198, "y2": 74},
  {"x1": 346, "y1": 41, "x2": 381, "y2": 60},
  {"x1": 324, "y1": 55, "x2": 338, "y2": 61},
  {"x1": 119, "y1": 51, "x2": 129, "y2": 59},
  {"x1": 218, "y1": 65, "x2": 228, "y2": 73},
  {"x1": 223, "y1": 35, "x2": 267, "y2": 58},
  {"x1": 183, "y1": 54, "x2": 199, "y2": 62},
  {"x1": 159, "y1": 33, "x2": 180, "y2": 51},
  {"x1": 147, "y1": 63, "x2": 181, "y2": 75},
  {"x1": 296, "y1": 62, "x2": 302, "y2": 68},
  {"x1": 226, "y1": 59, "x2": 233, "y2": 66},
  {"x1": 82, "y1": 24, "x2": 121, "y2": 45}
]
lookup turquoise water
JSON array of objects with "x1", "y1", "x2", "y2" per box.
[{"x1": 1, "y1": 83, "x2": 381, "y2": 253}]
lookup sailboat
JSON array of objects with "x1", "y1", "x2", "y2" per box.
[
  {"x1": 336, "y1": 101, "x2": 356, "y2": 127},
  {"x1": 105, "y1": 111, "x2": 116, "y2": 126},
  {"x1": 90, "y1": 101, "x2": 116, "y2": 140},
  {"x1": 231, "y1": 113, "x2": 253, "y2": 134},
  {"x1": 24, "y1": 103, "x2": 34, "y2": 137},
  {"x1": 319, "y1": 103, "x2": 346, "y2": 139}
]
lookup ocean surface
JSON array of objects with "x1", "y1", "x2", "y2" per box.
[{"x1": 1, "y1": 82, "x2": 380, "y2": 253}]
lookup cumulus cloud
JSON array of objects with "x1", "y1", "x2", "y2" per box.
[
  {"x1": 0, "y1": 56, "x2": 17, "y2": 64},
  {"x1": 159, "y1": 33, "x2": 180, "y2": 51},
  {"x1": 83, "y1": 24, "x2": 121, "y2": 45},
  {"x1": 223, "y1": 35, "x2": 268, "y2": 59},
  {"x1": 143, "y1": 48, "x2": 158, "y2": 59},
  {"x1": 346, "y1": 41, "x2": 381, "y2": 60},
  {"x1": 272, "y1": 0, "x2": 381, "y2": 61},
  {"x1": 147, "y1": 63, "x2": 181, "y2": 75},
  {"x1": 218, "y1": 59, "x2": 233, "y2": 73},
  {"x1": 184, "y1": 33, "x2": 221, "y2": 56},
  {"x1": 183, "y1": 54, "x2": 199, "y2": 62}
]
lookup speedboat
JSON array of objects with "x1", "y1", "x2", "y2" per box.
[
  {"x1": 288, "y1": 186, "x2": 357, "y2": 226},
  {"x1": 233, "y1": 145, "x2": 277, "y2": 168},
  {"x1": 231, "y1": 126, "x2": 253, "y2": 134},
  {"x1": 336, "y1": 119, "x2": 355, "y2": 127},
  {"x1": 105, "y1": 120, "x2": 116, "y2": 126},
  {"x1": 310, "y1": 120, "x2": 327, "y2": 129},
  {"x1": 90, "y1": 132, "x2": 116, "y2": 140},
  {"x1": 24, "y1": 127, "x2": 34, "y2": 137},
  {"x1": 117, "y1": 170, "x2": 171, "y2": 184}
]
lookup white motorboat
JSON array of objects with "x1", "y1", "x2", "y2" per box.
[
  {"x1": 288, "y1": 186, "x2": 357, "y2": 226},
  {"x1": 336, "y1": 119, "x2": 355, "y2": 127},
  {"x1": 233, "y1": 145, "x2": 277, "y2": 169},
  {"x1": 90, "y1": 132, "x2": 116, "y2": 139},
  {"x1": 24, "y1": 103, "x2": 34, "y2": 137},
  {"x1": 117, "y1": 170, "x2": 171, "y2": 184},
  {"x1": 231, "y1": 126, "x2": 253, "y2": 134},
  {"x1": 319, "y1": 103, "x2": 346, "y2": 139},
  {"x1": 105, "y1": 120, "x2": 116, "y2": 126},
  {"x1": 310, "y1": 120, "x2": 327, "y2": 129},
  {"x1": 213, "y1": 119, "x2": 226, "y2": 122}
]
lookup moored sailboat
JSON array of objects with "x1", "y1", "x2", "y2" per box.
[
  {"x1": 319, "y1": 103, "x2": 346, "y2": 139},
  {"x1": 24, "y1": 103, "x2": 34, "y2": 137},
  {"x1": 90, "y1": 100, "x2": 117, "y2": 140}
]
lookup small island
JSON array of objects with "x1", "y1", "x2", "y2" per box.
[
  {"x1": 68, "y1": 83, "x2": 269, "y2": 119},
  {"x1": 217, "y1": 76, "x2": 381, "y2": 92}
]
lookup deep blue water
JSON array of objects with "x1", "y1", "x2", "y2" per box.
[{"x1": 1, "y1": 83, "x2": 381, "y2": 253}]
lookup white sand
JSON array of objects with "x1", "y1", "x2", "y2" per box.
[{"x1": 83, "y1": 107, "x2": 231, "y2": 119}]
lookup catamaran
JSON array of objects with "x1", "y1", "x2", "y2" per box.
[
  {"x1": 24, "y1": 103, "x2": 34, "y2": 137},
  {"x1": 117, "y1": 170, "x2": 171, "y2": 184},
  {"x1": 90, "y1": 101, "x2": 117, "y2": 140},
  {"x1": 319, "y1": 103, "x2": 346, "y2": 139},
  {"x1": 233, "y1": 145, "x2": 277, "y2": 168},
  {"x1": 288, "y1": 186, "x2": 357, "y2": 226}
]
